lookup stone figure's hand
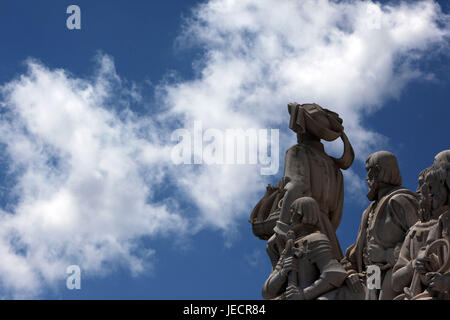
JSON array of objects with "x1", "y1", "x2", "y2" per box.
[
  {"x1": 412, "y1": 257, "x2": 430, "y2": 274},
  {"x1": 275, "y1": 233, "x2": 287, "y2": 254},
  {"x1": 285, "y1": 285, "x2": 305, "y2": 300},
  {"x1": 282, "y1": 256, "x2": 297, "y2": 275},
  {"x1": 367, "y1": 243, "x2": 385, "y2": 263},
  {"x1": 346, "y1": 273, "x2": 364, "y2": 293},
  {"x1": 426, "y1": 272, "x2": 450, "y2": 293}
]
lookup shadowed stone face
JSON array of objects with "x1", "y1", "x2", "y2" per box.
[
  {"x1": 418, "y1": 164, "x2": 450, "y2": 216},
  {"x1": 289, "y1": 197, "x2": 320, "y2": 235},
  {"x1": 417, "y1": 168, "x2": 432, "y2": 222},
  {"x1": 366, "y1": 164, "x2": 380, "y2": 202}
]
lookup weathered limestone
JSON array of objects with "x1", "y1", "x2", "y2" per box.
[
  {"x1": 249, "y1": 103, "x2": 449, "y2": 300},
  {"x1": 392, "y1": 153, "x2": 450, "y2": 300},
  {"x1": 341, "y1": 151, "x2": 419, "y2": 300}
]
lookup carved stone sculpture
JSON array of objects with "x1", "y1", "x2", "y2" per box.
[
  {"x1": 248, "y1": 103, "x2": 448, "y2": 300},
  {"x1": 392, "y1": 152, "x2": 450, "y2": 300},
  {"x1": 249, "y1": 103, "x2": 354, "y2": 270},
  {"x1": 341, "y1": 151, "x2": 419, "y2": 300},
  {"x1": 262, "y1": 197, "x2": 363, "y2": 300}
]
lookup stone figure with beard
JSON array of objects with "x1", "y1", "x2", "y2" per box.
[
  {"x1": 424, "y1": 160, "x2": 450, "y2": 299},
  {"x1": 392, "y1": 153, "x2": 450, "y2": 300},
  {"x1": 341, "y1": 151, "x2": 419, "y2": 300}
]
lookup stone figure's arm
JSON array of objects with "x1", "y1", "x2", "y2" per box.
[
  {"x1": 302, "y1": 234, "x2": 347, "y2": 300},
  {"x1": 385, "y1": 194, "x2": 419, "y2": 265},
  {"x1": 391, "y1": 229, "x2": 414, "y2": 292},
  {"x1": 329, "y1": 173, "x2": 344, "y2": 232},
  {"x1": 425, "y1": 222, "x2": 440, "y2": 244},
  {"x1": 262, "y1": 259, "x2": 287, "y2": 300},
  {"x1": 277, "y1": 146, "x2": 312, "y2": 232},
  {"x1": 341, "y1": 207, "x2": 371, "y2": 275},
  {"x1": 390, "y1": 194, "x2": 419, "y2": 230}
]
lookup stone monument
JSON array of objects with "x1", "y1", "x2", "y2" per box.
[
  {"x1": 392, "y1": 152, "x2": 450, "y2": 300},
  {"x1": 250, "y1": 103, "x2": 354, "y2": 270},
  {"x1": 249, "y1": 101, "x2": 450, "y2": 300}
]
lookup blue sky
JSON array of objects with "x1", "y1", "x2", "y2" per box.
[{"x1": 0, "y1": 0, "x2": 449, "y2": 299}]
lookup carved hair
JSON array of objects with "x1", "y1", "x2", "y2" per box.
[
  {"x1": 426, "y1": 162, "x2": 450, "y2": 202},
  {"x1": 290, "y1": 197, "x2": 320, "y2": 227},
  {"x1": 434, "y1": 149, "x2": 450, "y2": 166}
]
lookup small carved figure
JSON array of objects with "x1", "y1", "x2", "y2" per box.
[
  {"x1": 262, "y1": 197, "x2": 364, "y2": 300},
  {"x1": 341, "y1": 151, "x2": 419, "y2": 300},
  {"x1": 250, "y1": 103, "x2": 354, "y2": 269}
]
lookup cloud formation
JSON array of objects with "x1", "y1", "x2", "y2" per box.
[
  {"x1": 164, "y1": 0, "x2": 449, "y2": 217},
  {"x1": 0, "y1": 56, "x2": 187, "y2": 297},
  {"x1": 0, "y1": 0, "x2": 448, "y2": 297}
]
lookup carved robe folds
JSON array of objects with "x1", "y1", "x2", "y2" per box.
[
  {"x1": 342, "y1": 187, "x2": 419, "y2": 299},
  {"x1": 392, "y1": 219, "x2": 438, "y2": 293}
]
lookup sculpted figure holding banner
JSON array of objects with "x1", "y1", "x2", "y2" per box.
[
  {"x1": 392, "y1": 150, "x2": 450, "y2": 300},
  {"x1": 262, "y1": 197, "x2": 363, "y2": 300},
  {"x1": 341, "y1": 151, "x2": 419, "y2": 300},
  {"x1": 250, "y1": 103, "x2": 354, "y2": 269}
]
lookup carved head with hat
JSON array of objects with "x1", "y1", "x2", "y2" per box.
[{"x1": 287, "y1": 102, "x2": 354, "y2": 170}]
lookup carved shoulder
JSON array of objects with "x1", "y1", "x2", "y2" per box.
[{"x1": 387, "y1": 192, "x2": 419, "y2": 228}]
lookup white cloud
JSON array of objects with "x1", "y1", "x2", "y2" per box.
[
  {"x1": 173, "y1": 0, "x2": 447, "y2": 141},
  {"x1": 244, "y1": 248, "x2": 264, "y2": 268},
  {"x1": 0, "y1": 0, "x2": 448, "y2": 297},
  {"x1": 0, "y1": 56, "x2": 187, "y2": 297},
  {"x1": 164, "y1": 0, "x2": 448, "y2": 217}
]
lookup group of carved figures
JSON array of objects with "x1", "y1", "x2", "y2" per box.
[{"x1": 249, "y1": 103, "x2": 450, "y2": 300}]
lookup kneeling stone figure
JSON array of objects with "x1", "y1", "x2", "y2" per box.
[{"x1": 262, "y1": 197, "x2": 365, "y2": 300}]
